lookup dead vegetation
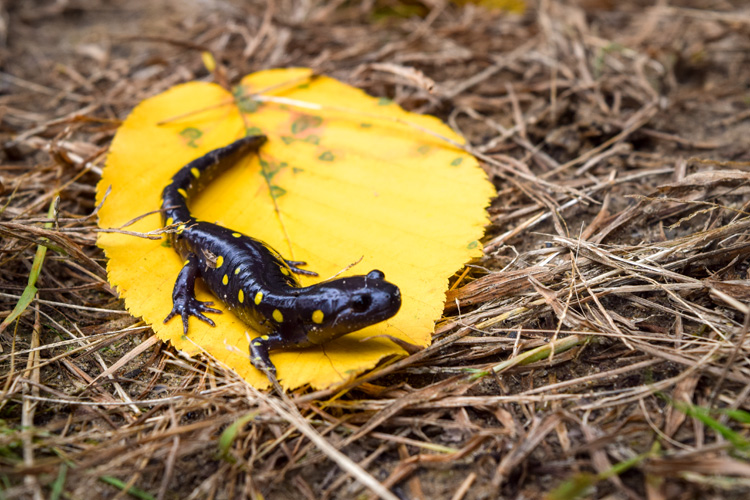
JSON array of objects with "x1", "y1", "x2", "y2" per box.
[{"x1": 2, "y1": 0, "x2": 750, "y2": 498}]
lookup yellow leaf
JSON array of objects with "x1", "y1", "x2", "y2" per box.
[
  {"x1": 97, "y1": 68, "x2": 493, "y2": 390},
  {"x1": 452, "y1": 0, "x2": 526, "y2": 13},
  {"x1": 201, "y1": 51, "x2": 216, "y2": 73}
]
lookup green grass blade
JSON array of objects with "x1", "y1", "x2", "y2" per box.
[
  {"x1": 723, "y1": 408, "x2": 750, "y2": 425},
  {"x1": 675, "y1": 402, "x2": 750, "y2": 452},
  {"x1": 218, "y1": 411, "x2": 258, "y2": 460},
  {"x1": 49, "y1": 464, "x2": 67, "y2": 500},
  {"x1": 546, "y1": 451, "x2": 651, "y2": 500},
  {"x1": 0, "y1": 198, "x2": 56, "y2": 334},
  {"x1": 470, "y1": 334, "x2": 584, "y2": 379},
  {"x1": 99, "y1": 476, "x2": 156, "y2": 500}
]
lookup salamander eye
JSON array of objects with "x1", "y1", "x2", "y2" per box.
[
  {"x1": 366, "y1": 270, "x2": 385, "y2": 280},
  {"x1": 351, "y1": 294, "x2": 371, "y2": 312}
]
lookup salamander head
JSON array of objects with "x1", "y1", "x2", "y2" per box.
[{"x1": 296, "y1": 269, "x2": 401, "y2": 345}]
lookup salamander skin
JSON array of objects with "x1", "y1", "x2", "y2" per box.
[{"x1": 161, "y1": 135, "x2": 401, "y2": 377}]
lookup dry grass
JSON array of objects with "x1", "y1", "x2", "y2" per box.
[{"x1": 2, "y1": 0, "x2": 750, "y2": 498}]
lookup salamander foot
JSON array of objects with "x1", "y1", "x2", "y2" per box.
[
  {"x1": 249, "y1": 336, "x2": 278, "y2": 378},
  {"x1": 164, "y1": 296, "x2": 222, "y2": 334},
  {"x1": 285, "y1": 260, "x2": 318, "y2": 277}
]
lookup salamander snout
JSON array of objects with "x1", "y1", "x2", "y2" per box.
[
  {"x1": 363, "y1": 269, "x2": 400, "y2": 311},
  {"x1": 351, "y1": 272, "x2": 401, "y2": 321},
  {"x1": 300, "y1": 271, "x2": 402, "y2": 344}
]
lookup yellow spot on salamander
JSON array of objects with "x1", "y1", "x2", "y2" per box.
[
  {"x1": 253, "y1": 341, "x2": 262, "y2": 346},
  {"x1": 261, "y1": 335, "x2": 269, "y2": 341},
  {"x1": 312, "y1": 310, "x2": 324, "y2": 324},
  {"x1": 177, "y1": 188, "x2": 187, "y2": 198},
  {"x1": 166, "y1": 217, "x2": 173, "y2": 226},
  {"x1": 272, "y1": 309, "x2": 283, "y2": 323},
  {"x1": 183, "y1": 260, "x2": 190, "y2": 266},
  {"x1": 238, "y1": 289, "x2": 244, "y2": 303},
  {"x1": 191, "y1": 167, "x2": 200, "y2": 178},
  {"x1": 177, "y1": 224, "x2": 186, "y2": 234},
  {"x1": 234, "y1": 266, "x2": 241, "y2": 275},
  {"x1": 222, "y1": 274, "x2": 228, "y2": 285},
  {"x1": 216, "y1": 256, "x2": 224, "y2": 268},
  {"x1": 254, "y1": 291, "x2": 263, "y2": 305},
  {"x1": 232, "y1": 232, "x2": 241, "y2": 238},
  {"x1": 280, "y1": 267, "x2": 290, "y2": 276}
]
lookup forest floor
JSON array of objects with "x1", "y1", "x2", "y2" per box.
[{"x1": 2, "y1": 1, "x2": 750, "y2": 499}]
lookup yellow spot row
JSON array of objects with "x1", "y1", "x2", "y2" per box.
[{"x1": 235, "y1": 284, "x2": 325, "y2": 326}]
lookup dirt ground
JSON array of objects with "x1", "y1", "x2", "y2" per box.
[{"x1": 2, "y1": 0, "x2": 750, "y2": 499}]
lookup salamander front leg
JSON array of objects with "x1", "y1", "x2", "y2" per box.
[
  {"x1": 164, "y1": 253, "x2": 222, "y2": 334},
  {"x1": 249, "y1": 332, "x2": 286, "y2": 377}
]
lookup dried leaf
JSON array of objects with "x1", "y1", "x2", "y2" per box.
[{"x1": 97, "y1": 68, "x2": 493, "y2": 389}]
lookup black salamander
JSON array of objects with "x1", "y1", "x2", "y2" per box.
[{"x1": 161, "y1": 135, "x2": 401, "y2": 377}]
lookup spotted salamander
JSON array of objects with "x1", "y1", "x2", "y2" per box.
[{"x1": 161, "y1": 135, "x2": 401, "y2": 377}]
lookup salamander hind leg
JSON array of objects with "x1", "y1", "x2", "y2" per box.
[
  {"x1": 284, "y1": 260, "x2": 318, "y2": 277},
  {"x1": 164, "y1": 253, "x2": 222, "y2": 334},
  {"x1": 249, "y1": 332, "x2": 286, "y2": 377}
]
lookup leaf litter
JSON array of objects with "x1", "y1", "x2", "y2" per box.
[{"x1": 2, "y1": 1, "x2": 750, "y2": 499}]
